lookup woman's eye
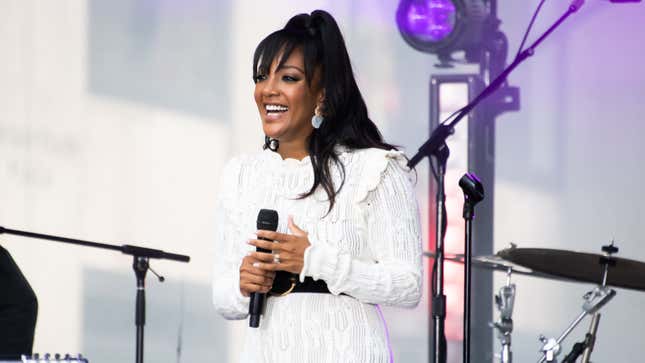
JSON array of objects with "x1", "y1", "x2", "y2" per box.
[
  {"x1": 254, "y1": 74, "x2": 267, "y2": 83},
  {"x1": 283, "y1": 75, "x2": 299, "y2": 82}
]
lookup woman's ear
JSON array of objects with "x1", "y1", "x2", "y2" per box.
[{"x1": 317, "y1": 90, "x2": 325, "y2": 111}]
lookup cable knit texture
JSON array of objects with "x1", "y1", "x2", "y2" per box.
[{"x1": 212, "y1": 147, "x2": 423, "y2": 363}]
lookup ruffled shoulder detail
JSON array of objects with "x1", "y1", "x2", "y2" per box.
[
  {"x1": 217, "y1": 152, "x2": 264, "y2": 204},
  {"x1": 353, "y1": 148, "x2": 411, "y2": 204}
]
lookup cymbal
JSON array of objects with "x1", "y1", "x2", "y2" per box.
[
  {"x1": 423, "y1": 251, "x2": 547, "y2": 278},
  {"x1": 497, "y1": 247, "x2": 645, "y2": 291}
]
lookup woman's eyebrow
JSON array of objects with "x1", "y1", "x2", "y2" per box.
[{"x1": 278, "y1": 65, "x2": 305, "y2": 73}]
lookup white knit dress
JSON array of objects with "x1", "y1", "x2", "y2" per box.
[{"x1": 212, "y1": 147, "x2": 423, "y2": 363}]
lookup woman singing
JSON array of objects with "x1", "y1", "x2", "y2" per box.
[{"x1": 212, "y1": 9, "x2": 422, "y2": 362}]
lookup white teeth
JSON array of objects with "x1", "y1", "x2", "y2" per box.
[{"x1": 265, "y1": 104, "x2": 288, "y2": 112}]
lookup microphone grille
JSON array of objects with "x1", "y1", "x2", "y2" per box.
[{"x1": 256, "y1": 209, "x2": 279, "y2": 231}]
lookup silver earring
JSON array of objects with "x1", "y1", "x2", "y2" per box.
[
  {"x1": 268, "y1": 138, "x2": 279, "y2": 151},
  {"x1": 264, "y1": 136, "x2": 279, "y2": 151},
  {"x1": 311, "y1": 106, "x2": 324, "y2": 129}
]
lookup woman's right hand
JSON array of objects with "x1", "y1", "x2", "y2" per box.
[{"x1": 239, "y1": 254, "x2": 276, "y2": 297}]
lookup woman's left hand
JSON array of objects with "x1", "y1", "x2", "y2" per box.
[{"x1": 247, "y1": 216, "x2": 311, "y2": 274}]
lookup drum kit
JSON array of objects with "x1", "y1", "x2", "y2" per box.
[{"x1": 425, "y1": 242, "x2": 645, "y2": 363}]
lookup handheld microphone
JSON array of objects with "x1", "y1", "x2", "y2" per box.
[{"x1": 248, "y1": 209, "x2": 278, "y2": 328}]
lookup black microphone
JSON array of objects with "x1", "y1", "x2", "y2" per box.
[{"x1": 248, "y1": 209, "x2": 278, "y2": 328}]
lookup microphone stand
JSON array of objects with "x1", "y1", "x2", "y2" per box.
[
  {"x1": 407, "y1": 2, "x2": 586, "y2": 363},
  {"x1": 0, "y1": 225, "x2": 190, "y2": 363},
  {"x1": 458, "y1": 174, "x2": 484, "y2": 363}
]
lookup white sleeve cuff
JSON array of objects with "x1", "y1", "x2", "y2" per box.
[
  {"x1": 306, "y1": 242, "x2": 340, "y2": 282},
  {"x1": 299, "y1": 244, "x2": 314, "y2": 283},
  {"x1": 300, "y1": 237, "x2": 351, "y2": 295}
]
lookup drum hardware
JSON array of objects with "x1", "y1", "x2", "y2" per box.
[
  {"x1": 496, "y1": 243, "x2": 645, "y2": 291},
  {"x1": 425, "y1": 241, "x2": 644, "y2": 363},
  {"x1": 561, "y1": 312, "x2": 600, "y2": 363},
  {"x1": 422, "y1": 250, "x2": 539, "y2": 277},
  {"x1": 536, "y1": 243, "x2": 619, "y2": 363},
  {"x1": 491, "y1": 267, "x2": 516, "y2": 363},
  {"x1": 580, "y1": 312, "x2": 600, "y2": 363},
  {"x1": 537, "y1": 284, "x2": 616, "y2": 363}
]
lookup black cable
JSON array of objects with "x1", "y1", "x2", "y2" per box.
[
  {"x1": 515, "y1": 0, "x2": 548, "y2": 60},
  {"x1": 440, "y1": 106, "x2": 465, "y2": 126}
]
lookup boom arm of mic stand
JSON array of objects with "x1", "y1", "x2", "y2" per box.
[
  {"x1": 0, "y1": 225, "x2": 190, "y2": 263},
  {"x1": 407, "y1": 1, "x2": 584, "y2": 170}
]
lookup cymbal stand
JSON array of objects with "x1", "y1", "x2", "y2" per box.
[
  {"x1": 580, "y1": 312, "x2": 601, "y2": 363},
  {"x1": 561, "y1": 243, "x2": 616, "y2": 363},
  {"x1": 537, "y1": 285, "x2": 616, "y2": 363},
  {"x1": 561, "y1": 312, "x2": 600, "y2": 363},
  {"x1": 492, "y1": 268, "x2": 516, "y2": 363}
]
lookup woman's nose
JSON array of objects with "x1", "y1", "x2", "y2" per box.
[{"x1": 262, "y1": 76, "x2": 279, "y2": 96}]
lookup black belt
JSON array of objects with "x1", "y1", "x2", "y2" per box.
[{"x1": 269, "y1": 271, "x2": 332, "y2": 295}]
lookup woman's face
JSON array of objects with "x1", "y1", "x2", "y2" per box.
[{"x1": 254, "y1": 47, "x2": 322, "y2": 144}]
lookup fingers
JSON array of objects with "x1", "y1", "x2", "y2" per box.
[
  {"x1": 250, "y1": 261, "x2": 280, "y2": 272},
  {"x1": 240, "y1": 281, "x2": 271, "y2": 295},
  {"x1": 245, "y1": 253, "x2": 302, "y2": 275},
  {"x1": 247, "y1": 238, "x2": 298, "y2": 254},
  {"x1": 288, "y1": 215, "x2": 307, "y2": 236},
  {"x1": 240, "y1": 256, "x2": 275, "y2": 295},
  {"x1": 247, "y1": 238, "x2": 282, "y2": 252},
  {"x1": 249, "y1": 251, "x2": 275, "y2": 263},
  {"x1": 255, "y1": 230, "x2": 293, "y2": 242},
  {"x1": 241, "y1": 256, "x2": 275, "y2": 276},
  {"x1": 240, "y1": 270, "x2": 273, "y2": 287}
]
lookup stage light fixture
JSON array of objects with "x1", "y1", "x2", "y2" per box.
[{"x1": 396, "y1": 0, "x2": 488, "y2": 64}]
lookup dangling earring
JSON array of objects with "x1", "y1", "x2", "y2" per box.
[
  {"x1": 311, "y1": 105, "x2": 324, "y2": 129},
  {"x1": 264, "y1": 135, "x2": 279, "y2": 151}
]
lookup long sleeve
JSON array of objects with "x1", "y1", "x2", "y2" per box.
[
  {"x1": 212, "y1": 158, "x2": 251, "y2": 320},
  {"x1": 301, "y1": 152, "x2": 423, "y2": 307}
]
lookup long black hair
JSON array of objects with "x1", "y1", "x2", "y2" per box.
[{"x1": 253, "y1": 10, "x2": 397, "y2": 211}]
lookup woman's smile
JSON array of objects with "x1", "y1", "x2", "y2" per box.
[{"x1": 263, "y1": 103, "x2": 289, "y2": 121}]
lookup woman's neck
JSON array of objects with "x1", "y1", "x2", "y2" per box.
[{"x1": 277, "y1": 139, "x2": 309, "y2": 160}]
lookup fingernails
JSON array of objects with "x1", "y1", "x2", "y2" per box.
[
  {"x1": 246, "y1": 239, "x2": 253, "y2": 245},
  {"x1": 246, "y1": 251, "x2": 252, "y2": 256},
  {"x1": 252, "y1": 262, "x2": 260, "y2": 268}
]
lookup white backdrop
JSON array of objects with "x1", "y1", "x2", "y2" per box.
[{"x1": 1, "y1": 0, "x2": 644, "y2": 362}]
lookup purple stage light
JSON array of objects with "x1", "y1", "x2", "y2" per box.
[{"x1": 396, "y1": 0, "x2": 457, "y2": 42}]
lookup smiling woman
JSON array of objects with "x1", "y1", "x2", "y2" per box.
[
  {"x1": 212, "y1": 9, "x2": 423, "y2": 363},
  {"x1": 254, "y1": 47, "x2": 322, "y2": 160}
]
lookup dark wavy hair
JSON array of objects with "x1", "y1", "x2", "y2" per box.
[{"x1": 253, "y1": 10, "x2": 397, "y2": 212}]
